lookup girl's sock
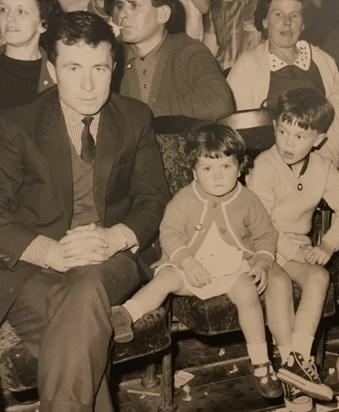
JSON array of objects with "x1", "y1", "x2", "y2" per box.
[
  {"x1": 247, "y1": 343, "x2": 270, "y2": 376},
  {"x1": 122, "y1": 299, "x2": 143, "y2": 323}
]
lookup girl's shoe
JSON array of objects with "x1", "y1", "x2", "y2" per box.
[
  {"x1": 252, "y1": 361, "x2": 283, "y2": 399},
  {"x1": 282, "y1": 382, "x2": 313, "y2": 412},
  {"x1": 110, "y1": 306, "x2": 134, "y2": 343}
]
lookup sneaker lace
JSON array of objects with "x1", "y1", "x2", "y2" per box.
[{"x1": 302, "y1": 356, "x2": 320, "y2": 381}]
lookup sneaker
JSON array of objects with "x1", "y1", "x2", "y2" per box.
[
  {"x1": 277, "y1": 352, "x2": 333, "y2": 401},
  {"x1": 110, "y1": 306, "x2": 134, "y2": 343},
  {"x1": 252, "y1": 361, "x2": 283, "y2": 399},
  {"x1": 282, "y1": 383, "x2": 313, "y2": 412}
]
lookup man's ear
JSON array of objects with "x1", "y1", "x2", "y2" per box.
[
  {"x1": 47, "y1": 60, "x2": 57, "y2": 84},
  {"x1": 313, "y1": 133, "x2": 327, "y2": 149},
  {"x1": 273, "y1": 119, "x2": 277, "y2": 133},
  {"x1": 112, "y1": 61, "x2": 117, "y2": 72},
  {"x1": 157, "y1": 5, "x2": 171, "y2": 24}
]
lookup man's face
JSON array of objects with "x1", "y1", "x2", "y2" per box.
[
  {"x1": 47, "y1": 40, "x2": 113, "y2": 116},
  {"x1": 114, "y1": 0, "x2": 168, "y2": 45}
]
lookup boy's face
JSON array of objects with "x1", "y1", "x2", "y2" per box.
[
  {"x1": 274, "y1": 116, "x2": 325, "y2": 166},
  {"x1": 193, "y1": 155, "x2": 240, "y2": 197}
]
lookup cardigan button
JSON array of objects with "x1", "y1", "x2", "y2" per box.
[
  {"x1": 220, "y1": 228, "x2": 226, "y2": 233},
  {"x1": 212, "y1": 202, "x2": 218, "y2": 208}
]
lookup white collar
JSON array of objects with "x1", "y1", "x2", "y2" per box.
[{"x1": 269, "y1": 40, "x2": 311, "y2": 72}]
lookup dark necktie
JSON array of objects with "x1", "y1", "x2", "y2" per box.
[{"x1": 81, "y1": 116, "x2": 95, "y2": 164}]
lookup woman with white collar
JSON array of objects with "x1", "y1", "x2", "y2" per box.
[
  {"x1": 227, "y1": 0, "x2": 339, "y2": 168},
  {"x1": 0, "y1": 0, "x2": 62, "y2": 109}
]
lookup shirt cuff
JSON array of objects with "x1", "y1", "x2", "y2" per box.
[
  {"x1": 108, "y1": 224, "x2": 139, "y2": 253},
  {"x1": 20, "y1": 235, "x2": 58, "y2": 268}
]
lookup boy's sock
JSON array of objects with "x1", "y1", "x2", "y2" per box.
[
  {"x1": 278, "y1": 345, "x2": 291, "y2": 364},
  {"x1": 247, "y1": 343, "x2": 269, "y2": 376},
  {"x1": 122, "y1": 299, "x2": 144, "y2": 323},
  {"x1": 291, "y1": 332, "x2": 314, "y2": 361}
]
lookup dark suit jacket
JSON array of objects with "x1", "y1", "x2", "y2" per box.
[{"x1": 0, "y1": 87, "x2": 169, "y2": 323}]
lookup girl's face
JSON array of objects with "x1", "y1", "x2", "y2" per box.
[
  {"x1": 193, "y1": 154, "x2": 240, "y2": 197},
  {"x1": 263, "y1": 0, "x2": 304, "y2": 52},
  {"x1": 0, "y1": 0, "x2": 45, "y2": 48}
]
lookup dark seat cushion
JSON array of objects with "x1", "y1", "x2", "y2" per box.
[
  {"x1": 172, "y1": 281, "x2": 336, "y2": 336},
  {"x1": 0, "y1": 307, "x2": 170, "y2": 391}
]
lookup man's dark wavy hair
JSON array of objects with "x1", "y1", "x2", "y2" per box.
[
  {"x1": 275, "y1": 88, "x2": 334, "y2": 134},
  {"x1": 45, "y1": 11, "x2": 117, "y2": 65}
]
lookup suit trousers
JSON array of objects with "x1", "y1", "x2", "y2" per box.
[{"x1": 7, "y1": 251, "x2": 141, "y2": 412}]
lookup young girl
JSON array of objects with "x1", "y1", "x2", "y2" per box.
[{"x1": 111, "y1": 122, "x2": 283, "y2": 399}]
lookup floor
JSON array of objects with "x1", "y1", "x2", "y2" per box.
[{"x1": 3, "y1": 323, "x2": 339, "y2": 412}]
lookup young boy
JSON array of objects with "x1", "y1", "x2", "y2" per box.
[{"x1": 247, "y1": 87, "x2": 338, "y2": 405}]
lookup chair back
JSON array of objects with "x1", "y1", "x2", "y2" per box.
[{"x1": 219, "y1": 108, "x2": 275, "y2": 160}]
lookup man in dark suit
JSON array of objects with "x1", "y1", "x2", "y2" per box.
[{"x1": 0, "y1": 11, "x2": 168, "y2": 412}]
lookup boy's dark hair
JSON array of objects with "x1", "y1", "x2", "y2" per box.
[
  {"x1": 45, "y1": 11, "x2": 117, "y2": 65},
  {"x1": 275, "y1": 88, "x2": 335, "y2": 134},
  {"x1": 254, "y1": 0, "x2": 304, "y2": 37},
  {"x1": 185, "y1": 122, "x2": 251, "y2": 175}
]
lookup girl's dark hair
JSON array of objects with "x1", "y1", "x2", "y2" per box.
[
  {"x1": 45, "y1": 11, "x2": 117, "y2": 65},
  {"x1": 275, "y1": 88, "x2": 335, "y2": 133},
  {"x1": 184, "y1": 122, "x2": 251, "y2": 175},
  {"x1": 254, "y1": 0, "x2": 304, "y2": 37}
]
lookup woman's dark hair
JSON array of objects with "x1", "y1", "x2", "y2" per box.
[
  {"x1": 185, "y1": 122, "x2": 251, "y2": 175},
  {"x1": 254, "y1": 0, "x2": 304, "y2": 36},
  {"x1": 275, "y1": 88, "x2": 335, "y2": 133},
  {"x1": 36, "y1": 0, "x2": 64, "y2": 29},
  {"x1": 45, "y1": 11, "x2": 117, "y2": 65}
]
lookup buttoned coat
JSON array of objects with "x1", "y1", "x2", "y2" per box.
[{"x1": 0, "y1": 87, "x2": 169, "y2": 324}]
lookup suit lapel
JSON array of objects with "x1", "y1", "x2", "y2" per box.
[
  {"x1": 94, "y1": 99, "x2": 120, "y2": 223},
  {"x1": 39, "y1": 92, "x2": 73, "y2": 226}
]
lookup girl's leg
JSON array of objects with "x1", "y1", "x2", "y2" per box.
[
  {"x1": 228, "y1": 273, "x2": 282, "y2": 399},
  {"x1": 265, "y1": 263, "x2": 294, "y2": 363},
  {"x1": 228, "y1": 273, "x2": 266, "y2": 346},
  {"x1": 111, "y1": 267, "x2": 191, "y2": 342}
]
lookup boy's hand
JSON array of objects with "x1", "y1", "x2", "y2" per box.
[
  {"x1": 181, "y1": 256, "x2": 211, "y2": 288},
  {"x1": 246, "y1": 260, "x2": 270, "y2": 295},
  {"x1": 305, "y1": 242, "x2": 334, "y2": 265},
  {"x1": 293, "y1": 245, "x2": 313, "y2": 263}
]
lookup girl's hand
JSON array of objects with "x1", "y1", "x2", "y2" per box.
[
  {"x1": 305, "y1": 243, "x2": 334, "y2": 265},
  {"x1": 181, "y1": 256, "x2": 211, "y2": 288},
  {"x1": 246, "y1": 261, "x2": 269, "y2": 295},
  {"x1": 293, "y1": 245, "x2": 313, "y2": 263}
]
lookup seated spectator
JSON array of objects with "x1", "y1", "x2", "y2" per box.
[
  {"x1": 107, "y1": 0, "x2": 234, "y2": 120},
  {"x1": 0, "y1": 0, "x2": 62, "y2": 110},
  {"x1": 227, "y1": 0, "x2": 339, "y2": 168}
]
